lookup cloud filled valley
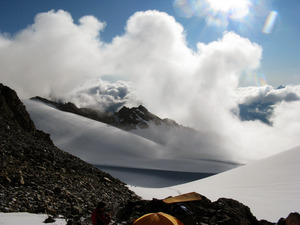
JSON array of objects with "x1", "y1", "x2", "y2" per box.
[{"x1": 0, "y1": 9, "x2": 300, "y2": 163}]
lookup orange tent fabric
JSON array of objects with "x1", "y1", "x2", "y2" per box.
[
  {"x1": 163, "y1": 192, "x2": 202, "y2": 204},
  {"x1": 132, "y1": 212, "x2": 184, "y2": 225}
]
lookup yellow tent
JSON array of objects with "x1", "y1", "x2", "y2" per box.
[{"x1": 132, "y1": 212, "x2": 184, "y2": 225}]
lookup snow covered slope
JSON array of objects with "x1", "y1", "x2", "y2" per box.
[
  {"x1": 0, "y1": 213, "x2": 65, "y2": 225},
  {"x1": 23, "y1": 99, "x2": 237, "y2": 173},
  {"x1": 22, "y1": 99, "x2": 300, "y2": 221},
  {"x1": 130, "y1": 146, "x2": 300, "y2": 222}
]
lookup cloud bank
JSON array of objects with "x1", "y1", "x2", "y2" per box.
[{"x1": 0, "y1": 9, "x2": 299, "y2": 162}]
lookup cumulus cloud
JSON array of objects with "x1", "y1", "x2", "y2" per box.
[
  {"x1": 234, "y1": 85, "x2": 300, "y2": 125},
  {"x1": 0, "y1": 9, "x2": 299, "y2": 162},
  {"x1": 235, "y1": 85, "x2": 300, "y2": 105},
  {"x1": 100, "y1": 10, "x2": 198, "y2": 118},
  {"x1": 62, "y1": 79, "x2": 142, "y2": 112},
  {"x1": 0, "y1": 10, "x2": 105, "y2": 98},
  {"x1": 100, "y1": 11, "x2": 262, "y2": 128}
]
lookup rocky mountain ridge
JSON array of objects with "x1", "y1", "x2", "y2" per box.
[{"x1": 31, "y1": 96, "x2": 188, "y2": 131}]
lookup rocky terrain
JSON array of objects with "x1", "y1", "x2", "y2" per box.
[
  {"x1": 0, "y1": 83, "x2": 140, "y2": 224},
  {"x1": 0, "y1": 83, "x2": 290, "y2": 224},
  {"x1": 117, "y1": 196, "x2": 275, "y2": 225}
]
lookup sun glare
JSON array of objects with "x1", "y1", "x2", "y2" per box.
[
  {"x1": 207, "y1": 0, "x2": 251, "y2": 19},
  {"x1": 173, "y1": 0, "x2": 252, "y2": 28}
]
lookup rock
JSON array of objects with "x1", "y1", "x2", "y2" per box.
[
  {"x1": 44, "y1": 216, "x2": 56, "y2": 223},
  {"x1": 0, "y1": 176, "x2": 11, "y2": 188},
  {"x1": 116, "y1": 196, "x2": 276, "y2": 225},
  {"x1": 71, "y1": 206, "x2": 82, "y2": 215},
  {"x1": 0, "y1": 83, "x2": 36, "y2": 132},
  {"x1": 277, "y1": 212, "x2": 300, "y2": 225},
  {"x1": 20, "y1": 174, "x2": 25, "y2": 185},
  {"x1": 53, "y1": 186, "x2": 62, "y2": 195},
  {"x1": 0, "y1": 83, "x2": 140, "y2": 223}
]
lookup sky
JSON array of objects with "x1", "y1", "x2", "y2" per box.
[
  {"x1": 0, "y1": 0, "x2": 300, "y2": 160},
  {"x1": 0, "y1": 0, "x2": 299, "y2": 87}
]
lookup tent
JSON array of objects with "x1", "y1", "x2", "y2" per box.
[
  {"x1": 132, "y1": 212, "x2": 184, "y2": 225},
  {"x1": 163, "y1": 192, "x2": 202, "y2": 204}
]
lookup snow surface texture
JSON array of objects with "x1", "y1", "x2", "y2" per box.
[
  {"x1": 23, "y1": 100, "x2": 238, "y2": 173},
  {"x1": 130, "y1": 146, "x2": 300, "y2": 222},
  {"x1": 0, "y1": 213, "x2": 66, "y2": 225}
]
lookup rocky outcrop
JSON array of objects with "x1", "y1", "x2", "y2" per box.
[
  {"x1": 115, "y1": 105, "x2": 166, "y2": 130},
  {"x1": 0, "y1": 84, "x2": 140, "y2": 224},
  {"x1": 30, "y1": 96, "x2": 186, "y2": 131},
  {"x1": 116, "y1": 196, "x2": 274, "y2": 225},
  {"x1": 0, "y1": 84, "x2": 36, "y2": 132}
]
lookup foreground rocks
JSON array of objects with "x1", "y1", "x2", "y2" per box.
[
  {"x1": 0, "y1": 84, "x2": 140, "y2": 224},
  {"x1": 116, "y1": 196, "x2": 274, "y2": 225}
]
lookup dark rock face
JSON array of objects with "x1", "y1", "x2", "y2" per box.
[
  {"x1": 0, "y1": 84, "x2": 36, "y2": 132},
  {"x1": 0, "y1": 84, "x2": 140, "y2": 224},
  {"x1": 115, "y1": 105, "x2": 165, "y2": 130},
  {"x1": 116, "y1": 197, "x2": 275, "y2": 225},
  {"x1": 30, "y1": 96, "x2": 183, "y2": 131}
]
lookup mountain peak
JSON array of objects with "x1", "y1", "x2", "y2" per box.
[
  {"x1": 31, "y1": 96, "x2": 184, "y2": 131},
  {"x1": 0, "y1": 83, "x2": 36, "y2": 132},
  {"x1": 116, "y1": 104, "x2": 163, "y2": 129}
]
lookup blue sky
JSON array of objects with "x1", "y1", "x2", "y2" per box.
[{"x1": 0, "y1": 0, "x2": 299, "y2": 87}]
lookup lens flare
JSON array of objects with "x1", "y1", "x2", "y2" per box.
[
  {"x1": 262, "y1": 11, "x2": 278, "y2": 34},
  {"x1": 207, "y1": 0, "x2": 251, "y2": 19},
  {"x1": 173, "y1": 0, "x2": 278, "y2": 36},
  {"x1": 173, "y1": 0, "x2": 199, "y2": 18},
  {"x1": 173, "y1": 0, "x2": 251, "y2": 28},
  {"x1": 206, "y1": 11, "x2": 229, "y2": 28},
  {"x1": 251, "y1": 73, "x2": 268, "y2": 86}
]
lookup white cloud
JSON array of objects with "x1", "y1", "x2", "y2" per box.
[
  {"x1": 100, "y1": 10, "x2": 197, "y2": 118},
  {"x1": 0, "y1": 10, "x2": 105, "y2": 98},
  {"x1": 63, "y1": 79, "x2": 141, "y2": 112},
  {"x1": 235, "y1": 85, "x2": 300, "y2": 105},
  {"x1": 0, "y1": 9, "x2": 299, "y2": 162}
]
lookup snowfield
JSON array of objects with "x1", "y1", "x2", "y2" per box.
[
  {"x1": 23, "y1": 99, "x2": 239, "y2": 173},
  {"x1": 0, "y1": 213, "x2": 66, "y2": 225},
  {"x1": 2, "y1": 99, "x2": 296, "y2": 224},
  {"x1": 130, "y1": 146, "x2": 300, "y2": 222}
]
